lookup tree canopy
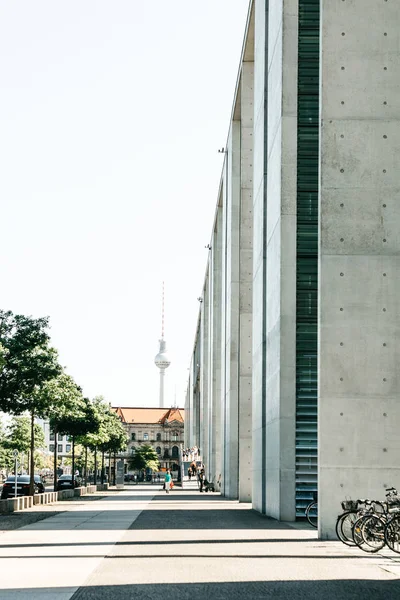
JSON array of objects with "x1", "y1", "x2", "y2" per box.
[
  {"x1": 0, "y1": 310, "x2": 62, "y2": 416},
  {"x1": 4, "y1": 414, "x2": 45, "y2": 454},
  {"x1": 0, "y1": 414, "x2": 13, "y2": 472},
  {"x1": 129, "y1": 444, "x2": 160, "y2": 473}
]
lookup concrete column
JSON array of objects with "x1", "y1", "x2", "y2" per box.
[
  {"x1": 200, "y1": 274, "x2": 210, "y2": 465},
  {"x1": 265, "y1": 0, "x2": 298, "y2": 522},
  {"x1": 252, "y1": 0, "x2": 298, "y2": 520},
  {"x1": 252, "y1": 0, "x2": 268, "y2": 515},
  {"x1": 184, "y1": 386, "x2": 190, "y2": 449},
  {"x1": 188, "y1": 359, "x2": 195, "y2": 447},
  {"x1": 222, "y1": 121, "x2": 241, "y2": 499},
  {"x1": 220, "y1": 163, "x2": 228, "y2": 495},
  {"x1": 210, "y1": 204, "x2": 223, "y2": 486},
  {"x1": 239, "y1": 60, "x2": 254, "y2": 502},
  {"x1": 318, "y1": 0, "x2": 400, "y2": 538}
]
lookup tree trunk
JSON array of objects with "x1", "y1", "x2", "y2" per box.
[
  {"x1": 29, "y1": 412, "x2": 35, "y2": 497},
  {"x1": 71, "y1": 436, "x2": 75, "y2": 488},
  {"x1": 113, "y1": 452, "x2": 116, "y2": 486},
  {"x1": 109, "y1": 450, "x2": 112, "y2": 484},
  {"x1": 53, "y1": 425, "x2": 58, "y2": 492},
  {"x1": 94, "y1": 448, "x2": 97, "y2": 485},
  {"x1": 84, "y1": 446, "x2": 88, "y2": 486},
  {"x1": 101, "y1": 450, "x2": 105, "y2": 484}
]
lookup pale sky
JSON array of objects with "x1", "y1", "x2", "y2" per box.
[{"x1": 0, "y1": 0, "x2": 250, "y2": 409}]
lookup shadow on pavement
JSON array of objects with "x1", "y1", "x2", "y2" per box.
[
  {"x1": 129, "y1": 508, "x2": 292, "y2": 530},
  {"x1": 68, "y1": 579, "x2": 400, "y2": 599},
  {"x1": 0, "y1": 537, "x2": 318, "y2": 550}
]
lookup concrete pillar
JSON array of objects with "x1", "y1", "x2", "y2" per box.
[
  {"x1": 221, "y1": 122, "x2": 241, "y2": 499},
  {"x1": 318, "y1": 0, "x2": 400, "y2": 538},
  {"x1": 188, "y1": 359, "x2": 195, "y2": 447},
  {"x1": 184, "y1": 386, "x2": 190, "y2": 449},
  {"x1": 210, "y1": 204, "x2": 223, "y2": 486},
  {"x1": 200, "y1": 275, "x2": 210, "y2": 464},
  {"x1": 252, "y1": 0, "x2": 298, "y2": 520},
  {"x1": 239, "y1": 60, "x2": 254, "y2": 502},
  {"x1": 252, "y1": 0, "x2": 268, "y2": 515}
]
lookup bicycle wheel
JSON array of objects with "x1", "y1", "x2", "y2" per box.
[
  {"x1": 353, "y1": 514, "x2": 386, "y2": 553},
  {"x1": 385, "y1": 513, "x2": 400, "y2": 554},
  {"x1": 306, "y1": 501, "x2": 318, "y2": 528},
  {"x1": 336, "y1": 511, "x2": 358, "y2": 546}
]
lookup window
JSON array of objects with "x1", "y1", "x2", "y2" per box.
[
  {"x1": 156, "y1": 433, "x2": 161, "y2": 441},
  {"x1": 131, "y1": 432, "x2": 136, "y2": 441},
  {"x1": 172, "y1": 432, "x2": 179, "y2": 441},
  {"x1": 49, "y1": 432, "x2": 55, "y2": 441},
  {"x1": 66, "y1": 444, "x2": 71, "y2": 453},
  {"x1": 172, "y1": 446, "x2": 179, "y2": 458},
  {"x1": 156, "y1": 446, "x2": 161, "y2": 455},
  {"x1": 58, "y1": 444, "x2": 63, "y2": 453},
  {"x1": 143, "y1": 433, "x2": 149, "y2": 440},
  {"x1": 49, "y1": 444, "x2": 55, "y2": 452},
  {"x1": 131, "y1": 447, "x2": 135, "y2": 455}
]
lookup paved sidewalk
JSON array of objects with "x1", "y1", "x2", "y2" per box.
[{"x1": 0, "y1": 487, "x2": 399, "y2": 599}]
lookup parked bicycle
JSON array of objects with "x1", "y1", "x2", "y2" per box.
[
  {"x1": 336, "y1": 487, "x2": 400, "y2": 554},
  {"x1": 305, "y1": 492, "x2": 318, "y2": 528}
]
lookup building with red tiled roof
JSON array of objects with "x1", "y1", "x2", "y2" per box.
[{"x1": 112, "y1": 407, "x2": 184, "y2": 472}]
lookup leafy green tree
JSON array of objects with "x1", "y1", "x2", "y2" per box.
[
  {"x1": 76, "y1": 396, "x2": 111, "y2": 485},
  {"x1": 0, "y1": 343, "x2": 7, "y2": 374},
  {"x1": 3, "y1": 415, "x2": 45, "y2": 473},
  {"x1": 56, "y1": 397, "x2": 100, "y2": 486},
  {"x1": 0, "y1": 415, "x2": 13, "y2": 474},
  {"x1": 98, "y1": 405, "x2": 127, "y2": 484},
  {"x1": 5, "y1": 415, "x2": 45, "y2": 454},
  {"x1": 76, "y1": 397, "x2": 127, "y2": 485},
  {"x1": 0, "y1": 311, "x2": 62, "y2": 493},
  {"x1": 42, "y1": 372, "x2": 85, "y2": 489},
  {"x1": 129, "y1": 444, "x2": 159, "y2": 474},
  {"x1": 63, "y1": 443, "x2": 95, "y2": 477}
]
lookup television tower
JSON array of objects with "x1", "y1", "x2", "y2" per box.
[{"x1": 154, "y1": 282, "x2": 171, "y2": 408}]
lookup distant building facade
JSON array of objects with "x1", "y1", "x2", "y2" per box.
[
  {"x1": 114, "y1": 407, "x2": 184, "y2": 471},
  {"x1": 36, "y1": 418, "x2": 72, "y2": 460}
]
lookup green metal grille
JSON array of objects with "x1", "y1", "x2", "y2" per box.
[{"x1": 296, "y1": 0, "x2": 319, "y2": 518}]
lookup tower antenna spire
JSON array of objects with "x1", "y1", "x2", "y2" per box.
[
  {"x1": 161, "y1": 281, "x2": 165, "y2": 339},
  {"x1": 155, "y1": 280, "x2": 171, "y2": 408}
]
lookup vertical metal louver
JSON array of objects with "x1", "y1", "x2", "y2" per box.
[{"x1": 296, "y1": 0, "x2": 320, "y2": 518}]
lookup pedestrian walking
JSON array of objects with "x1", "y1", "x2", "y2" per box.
[
  {"x1": 198, "y1": 468, "x2": 205, "y2": 493},
  {"x1": 188, "y1": 467, "x2": 192, "y2": 481},
  {"x1": 164, "y1": 469, "x2": 172, "y2": 494}
]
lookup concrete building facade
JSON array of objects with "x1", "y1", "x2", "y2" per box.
[{"x1": 185, "y1": 0, "x2": 400, "y2": 538}]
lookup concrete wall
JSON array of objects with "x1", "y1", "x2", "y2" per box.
[
  {"x1": 184, "y1": 0, "x2": 400, "y2": 537},
  {"x1": 318, "y1": 0, "x2": 400, "y2": 538}
]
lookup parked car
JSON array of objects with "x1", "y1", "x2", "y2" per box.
[
  {"x1": 1, "y1": 475, "x2": 45, "y2": 499},
  {"x1": 56, "y1": 474, "x2": 82, "y2": 490}
]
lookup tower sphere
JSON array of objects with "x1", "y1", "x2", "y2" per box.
[{"x1": 155, "y1": 339, "x2": 171, "y2": 370}]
